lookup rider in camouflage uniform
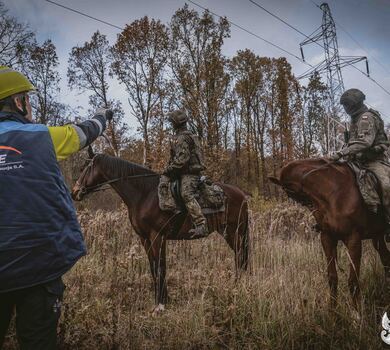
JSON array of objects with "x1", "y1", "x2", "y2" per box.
[
  {"x1": 163, "y1": 109, "x2": 208, "y2": 238},
  {"x1": 330, "y1": 88, "x2": 390, "y2": 239}
]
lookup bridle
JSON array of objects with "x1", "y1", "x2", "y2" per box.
[
  {"x1": 75, "y1": 155, "x2": 160, "y2": 198},
  {"x1": 282, "y1": 159, "x2": 338, "y2": 202}
]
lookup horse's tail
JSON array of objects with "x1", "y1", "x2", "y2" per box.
[{"x1": 239, "y1": 201, "x2": 250, "y2": 272}]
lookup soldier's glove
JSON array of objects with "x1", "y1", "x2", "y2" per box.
[
  {"x1": 95, "y1": 108, "x2": 114, "y2": 121},
  {"x1": 329, "y1": 151, "x2": 343, "y2": 161}
]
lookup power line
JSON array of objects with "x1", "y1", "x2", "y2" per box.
[
  {"x1": 248, "y1": 0, "x2": 311, "y2": 39},
  {"x1": 336, "y1": 21, "x2": 390, "y2": 76},
  {"x1": 248, "y1": 0, "x2": 390, "y2": 117},
  {"x1": 349, "y1": 64, "x2": 390, "y2": 96},
  {"x1": 190, "y1": 0, "x2": 374, "y2": 127},
  {"x1": 45, "y1": 0, "x2": 390, "y2": 120},
  {"x1": 44, "y1": 0, "x2": 124, "y2": 31},
  {"x1": 310, "y1": 0, "x2": 321, "y2": 9},
  {"x1": 186, "y1": 0, "x2": 313, "y2": 68},
  {"x1": 45, "y1": 0, "x2": 313, "y2": 69},
  {"x1": 310, "y1": 1, "x2": 390, "y2": 79},
  {"x1": 248, "y1": 0, "x2": 390, "y2": 136}
]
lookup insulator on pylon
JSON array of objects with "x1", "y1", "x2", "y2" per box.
[
  {"x1": 300, "y1": 46, "x2": 305, "y2": 61},
  {"x1": 365, "y1": 59, "x2": 370, "y2": 77}
]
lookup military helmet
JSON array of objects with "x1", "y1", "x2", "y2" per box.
[
  {"x1": 168, "y1": 109, "x2": 188, "y2": 127},
  {"x1": 0, "y1": 66, "x2": 36, "y2": 100},
  {"x1": 340, "y1": 88, "x2": 365, "y2": 106}
]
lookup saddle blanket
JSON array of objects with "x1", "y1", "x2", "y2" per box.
[
  {"x1": 348, "y1": 161, "x2": 382, "y2": 213},
  {"x1": 158, "y1": 175, "x2": 225, "y2": 214}
]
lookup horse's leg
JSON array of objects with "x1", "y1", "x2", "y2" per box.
[
  {"x1": 344, "y1": 232, "x2": 362, "y2": 310},
  {"x1": 223, "y1": 217, "x2": 249, "y2": 276},
  {"x1": 221, "y1": 198, "x2": 250, "y2": 275},
  {"x1": 237, "y1": 212, "x2": 249, "y2": 272},
  {"x1": 320, "y1": 232, "x2": 338, "y2": 308},
  {"x1": 140, "y1": 237, "x2": 156, "y2": 290},
  {"x1": 238, "y1": 206, "x2": 249, "y2": 271},
  {"x1": 372, "y1": 235, "x2": 390, "y2": 283},
  {"x1": 149, "y1": 232, "x2": 168, "y2": 315}
]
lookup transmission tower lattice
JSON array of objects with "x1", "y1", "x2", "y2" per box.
[{"x1": 299, "y1": 2, "x2": 369, "y2": 154}]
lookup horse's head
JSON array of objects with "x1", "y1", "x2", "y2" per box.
[
  {"x1": 269, "y1": 175, "x2": 309, "y2": 205},
  {"x1": 71, "y1": 146, "x2": 106, "y2": 201},
  {"x1": 268, "y1": 160, "x2": 315, "y2": 207}
]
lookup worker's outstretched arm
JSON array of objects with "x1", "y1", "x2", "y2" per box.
[{"x1": 48, "y1": 108, "x2": 113, "y2": 161}]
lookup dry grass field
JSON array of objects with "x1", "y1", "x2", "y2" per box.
[{"x1": 3, "y1": 200, "x2": 390, "y2": 349}]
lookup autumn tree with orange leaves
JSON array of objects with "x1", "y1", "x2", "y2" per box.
[{"x1": 111, "y1": 17, "x2": 170, "y2": 167}]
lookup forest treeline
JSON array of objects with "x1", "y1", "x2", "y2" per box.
[{"x1": 0, "y1": 2, "x2": 333, "y2": 196}]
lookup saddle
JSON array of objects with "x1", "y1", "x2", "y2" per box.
[
  {"x1": 347, "y1": 161, "x2": 382, "y2": 213},
  {"x1": 158, "y1": 176, "x2": 226, "y2": 215}
]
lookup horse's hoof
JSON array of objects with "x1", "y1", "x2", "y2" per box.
[{"x1": 151, "y1": 303, "x2": 165, "y2": 317}]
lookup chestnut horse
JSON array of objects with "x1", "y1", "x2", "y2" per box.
[
  {"x1": 269, "y1": 158, "x2": 390, "y2": 309},
  {"x1": 72, "y1": 151, "x2": 249, "y2": 314}
]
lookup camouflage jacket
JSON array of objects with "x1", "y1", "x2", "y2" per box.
[
  {"x1": 166, "y1": 128, "x2": 205, "y2": 176},
  {"x1": 341, "y1": 108, "x2": 389, "y2": 162}
]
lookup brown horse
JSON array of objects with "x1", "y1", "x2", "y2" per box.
[
  {"x1": 269, "y1": 158, "x2": 390, "y2": 309},
  {"x1": 72, "y1": 151, "x2": 249, "y2": 314}
]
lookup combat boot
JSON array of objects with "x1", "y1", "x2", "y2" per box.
[{"x1": 189, "y1": 224, "x2": 209, "y2": 239}]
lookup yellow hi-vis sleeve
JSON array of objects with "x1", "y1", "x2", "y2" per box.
[{"x1": 48, "y1": 125, "x2": 81, "y2": 161}]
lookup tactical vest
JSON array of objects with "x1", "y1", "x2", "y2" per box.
[
  {"x1": 180, "y1": 130, "x2": 205, "y2": 174},
  {"x1": 0, "y1": 112, "x2": 86, "y2": 292}
]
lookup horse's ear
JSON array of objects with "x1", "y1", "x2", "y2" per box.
[
  {"x1": 88, "y1": 145, "x2": 95, "y2": 159},
  {"x1": 268, "y1": 176, "x2": 281, "y2": 186}
]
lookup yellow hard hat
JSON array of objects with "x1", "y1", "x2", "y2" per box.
[{"x1": 0, "y1": 66, "x2": 36, "y2": 100}]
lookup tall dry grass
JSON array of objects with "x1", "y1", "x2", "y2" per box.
[{"x1": 3, "y1": 201, "x2": 389, "y2": 349}]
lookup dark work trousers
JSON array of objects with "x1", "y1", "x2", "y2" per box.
[{"x1": 0, "y1": 278, "x2": 65, "y2": 350}]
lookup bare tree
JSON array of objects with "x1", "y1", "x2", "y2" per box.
[
  {"x1": 68, "y1": 31, "x2": 126, "y2": 155},
  {"x1": 22, "y1": 40, "x2": 62, "y2": 125},
  {"x1": 0, "y1": 2, "x2": 35, "y2": 67}
]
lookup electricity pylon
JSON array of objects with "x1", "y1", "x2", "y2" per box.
[{"x1": 299, "y1": 2, "x2": 369, "y2": 153}]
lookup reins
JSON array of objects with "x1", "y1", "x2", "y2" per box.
[
  {"x1": 301, "y1": 160, "x2": 337, "y2": 183},
  {"x1": 76, "y1": 155, "x2": 160, "y2": 196},
  {"x1": 284, "y1": 159, "x2": 337, "y2": 195},
  {"x1": 81, "y1": 173, "x2": 160, "y2": 194}
]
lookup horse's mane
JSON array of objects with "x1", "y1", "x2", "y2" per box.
[
  {"x1": 281, "y1": 157, "x2": 352, "y2": 207},
  {"x1": 96, "y1": 154, "x2": 160, "y2": 189},
  {"x1": 286, "y1": 157, "x2": 348, "y2": 177}
]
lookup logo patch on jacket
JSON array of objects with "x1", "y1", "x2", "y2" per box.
[{"x1": 0, "y1": 145, "x2": 24, "y2": 171}]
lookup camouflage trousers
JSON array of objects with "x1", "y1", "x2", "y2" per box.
[
  {"x1": 181, "y1": 175, "x2": 206, "y2": 227},
  {"x1": 364, "y1": 161, "x2": 390, "y2": 220}
]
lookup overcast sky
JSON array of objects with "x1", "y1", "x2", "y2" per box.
[{"x1": 3, "y1": 0, "x2": 390, "y2": 130}]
